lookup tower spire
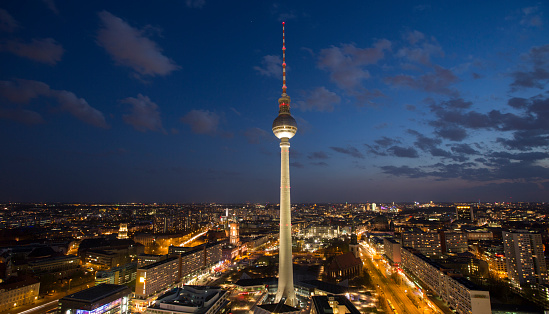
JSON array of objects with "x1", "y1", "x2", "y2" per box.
[
  {"x1": 278, "y1": 22, "x2": 291, "y2": 114},
  {"x1": 282, "y1": 21, "x2": 287, "y2": 95}
]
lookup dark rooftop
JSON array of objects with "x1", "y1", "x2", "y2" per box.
[
  {"x1": 297, "y1": 280, "x2": 348, "y2": 295},
  {"x1": 61, "y1": 284, "x2": 130, "y2": 303},
  {"x1": 257, "y1": 300, "x2": 299, "y2": 313}
]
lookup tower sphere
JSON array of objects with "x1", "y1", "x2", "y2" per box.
[{"x1": 272, "y1": 113, "x2": 297, "y2": 139}]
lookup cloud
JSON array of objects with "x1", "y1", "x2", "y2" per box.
[
  {"x1": 53, "y1": 90, "x2": 109, "y2": 128},
  {"x1": 42, "y1": 0, "x2": 59, "y2": 14},
  {"x1": 1, "y1": 38, "x2": 64, "y2": 64},
  {"x1": 290, "y1": 161, "x2": 304, "y2": 168},
  {"x1": 427, "y1": 94, "x2": 549, "y2": 151},
  {"x1": 520, "y1": 6, "x2": 543, "y2": 28},
  {"x1": 387, "y1": 146, "x2": 419, "y2": 158},
  {"x1": 0, "y1": 108, "x2": 44, "y2": 125},
  {"x1": 0, "y1": 8, "x2": 19, "y2": 32},
  {"x1": 435, "y1": 126, "x2": 467, "y2": 141},
  {"x1": 318, "y1": 39, "x2": 391, "y2": 89},
  {"x1": 406, "y1": 129, "x2": 456, "y2": 159},
  {"x1": 397, "y1": 30, "x2": 444, "y2": 66},
  {"x1": 308, "y1": 151, "x2": 329, "y2": 160},
  {"x1": 496, "y1": 130, "x2": 549, "y2": 151},
  {"x1": 254, "y1": 55, "x2": 282, "y2": 78},
  {"x1": 121, "y1": 94, "x2": 164, "y2": 132},
  {"x1": 296, "y1": 86, "x2": 341, "y2": 112},
  {"x1": 0, "y1": 79, "x2": 108, "y2": 128},
  {"x1": 405, "y1": 104, "x2": 416, "y2": 111},
  {"x1": 311, "y1": 161, "x2": 328, "y2": 167},
  {"x1": 451, "y1": 143, "x2": 479, "y2": 155},
  {"x1": 330, "y1": 146, "x2": 364, "y2": 159},
  {"x1": 375, "y1": 136, "x2": 401, "y2": 147},
  {"x1": 97, "y1": 11, "x2": 179, "y2": 77},
  {"x1": 384, "y1": 65, "x2": 459, "y2": 96},
  {"x1": 244, "y1": 127, "x2": 273, "y2": 144},
  {"x1": 186, "y1": 0, "x2": 206, "y2": 8},
  {"x1": 181, "y1": 109, "x2": 220, "y2": 135},
  {"x1": 510, "y1": 44, "x2": 549, "y2": 90}
]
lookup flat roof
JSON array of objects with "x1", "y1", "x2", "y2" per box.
[
  {"x1": 139, "y1": 256, "x2": 178, "y2": 270},
  {"x1": 297, "y1": 280, "x2": 348, "y2": 295},
  {"x1": 61, "y1": 284, "x2": 130, "y2": 303}
]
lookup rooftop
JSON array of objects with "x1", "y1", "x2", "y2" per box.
[{"x1": 61, "y1": 284, "x2": 130, "y2": 303}]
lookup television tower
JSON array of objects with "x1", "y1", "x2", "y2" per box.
[{"x1": 272, "y1": 21, "x2": 297, "y2": 306}]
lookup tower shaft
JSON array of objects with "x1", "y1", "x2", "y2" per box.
[{"x1": 276, "y1": 138, "x2": 296, "y2": 305}]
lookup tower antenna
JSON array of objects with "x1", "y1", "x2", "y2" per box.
[{"x1": 282, "y1": 21, "x2": 287, "y2": 95}]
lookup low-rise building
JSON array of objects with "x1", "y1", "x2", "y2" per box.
[
  {"x1": 0, "y1": 276, "x2": 40, "y2": 312},
  {"x1": 59, "y1": 283, "x2": 131, "y2": 314},
  {"x1": 145, "y1": 285, "x2": 229, "y2": 314},
  {"x1": 383, "y1": 237, "x2": 401, "y2": 265},
  {"x1": 28, "y1": 254, "x2": 80, "y2": 277},
  {"x1": 310, "y1": 295, "x2": 360, "y2": 314}
]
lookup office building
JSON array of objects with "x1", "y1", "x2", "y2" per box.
[
  {"x1": 401, "y1": 230, "x2": 441, "y2": 257},
  {"x1": 383, "y1": 237, "x2": 401, "y2": 265},
  {"x1": 456, "y1": 205, "x2": 474, "y2": 221},
  {"x1": 503, "y1": 230, "x2": 548, "y2": 287}
]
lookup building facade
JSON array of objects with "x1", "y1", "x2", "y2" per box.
[
  {"x1": 400, "y1": 247, "x2": 491, "y2": 314},
  {"x1": 59, "y1": 284, "x2": 131, "y2": 314},
  {"x1": 503, "y1": 230, "x2": 548, "y2": 287}
]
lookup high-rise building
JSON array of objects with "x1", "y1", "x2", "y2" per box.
[
  {"x1": 230, "y1": 222, "x2": 239, "y2": 246},
  {"x1": 503, "y1": 230, "x2": 548, "y2": 287},
  {"x1": 272, "y1": 22, "x2": 298, "y2": 307},
  {"x1": 455, "y1": 205, "x2": 474, "y2": 221},
  {"x1": 118, "y1": 223, "x2": 128, "y2": 239}
]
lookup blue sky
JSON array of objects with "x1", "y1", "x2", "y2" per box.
[{"x1": 0, "y1": 0, "x2": 548, "y2": 203}]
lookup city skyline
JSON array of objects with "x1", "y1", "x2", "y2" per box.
[{"x1": 1, "y1": 0, "x2": 548, "y2": 203}]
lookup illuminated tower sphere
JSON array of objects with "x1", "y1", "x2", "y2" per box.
[{"x1": 273, "y1": 21, "x2": 297, "y2": 307}]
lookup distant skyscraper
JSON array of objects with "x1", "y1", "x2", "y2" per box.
[
  {"x1": 455, "y1": 205, "x2": 474, "y2": 221},
  {"x1": 503, "y1": 230, "x2": 547, "y2": 288},
  {"x1": 118, "y1": 223, "x2": 128, "y2": 239},
  {"x1": 272, "y1": 22, "x2": 298, "y2": 307},
  {"x1": 230, "y1": 222, "x2": 239, "y2": 246}
]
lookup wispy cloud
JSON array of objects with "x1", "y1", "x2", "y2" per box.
[
  {"x1": 330, "y1": 146, "x2": 364, "y2": 159},
  {"x1": 0, "y1": 8, "x2": 19, "y2": 32},
  {"x1": 296, "y1": 86, "x2": 341, "y2": 112},
  {"x1": 0, "y1": 79, "x2": 108, "y2": 128},
  {"x1": 1, "y1": 38, "x2": 64, "y2": 65},
  {"x1": 254, "y1": 55, "x2": 282, "y2": 78},
  {"x1": 181, "y1": 109, "x2": 220, "y2": 135},
  {"x1": 186, "y1": 0, "x2": 205, "y2": 8},
  {"x1": 97, "y1": 11, "x2": 180, "y2": 77},
  {"x1": 42, "y1": 0, "x2": 59, "y2": 15},
  {"x1": 318, "y1": 39, "x2": 391, "y2": 89},
  {"x1": 121, "y1": 94, "x2": 165, "y2": 132},
  {"x1": 385, "y1": 65, "x2": 459, "y2": 96}
]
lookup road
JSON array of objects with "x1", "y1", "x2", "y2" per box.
[{"x1": 359, "y1": 244, "x2": 432, "y2": 314}]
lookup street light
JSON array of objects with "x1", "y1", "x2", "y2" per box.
[{"x1": 68, "y1": 278, "x2": 73, "y2": 292}]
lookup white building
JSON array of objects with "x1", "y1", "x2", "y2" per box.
[
  {"x1": 400, "y1": 247, "x2": 491, "y2": 314},
  {"x1": 503, "y1": 230, "x2": 548, "y2": 287},
  {"x1": 145, "y1": 285, "x2": 229, "y2": 314}
]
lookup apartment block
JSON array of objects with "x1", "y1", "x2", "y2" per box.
[{"x1": 400, "y1": 247, "x2": 491, "y2": 314}]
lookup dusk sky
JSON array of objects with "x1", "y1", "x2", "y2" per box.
[{"x1": 1, "y1": 0, "x2": 548, "y2": 203}]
